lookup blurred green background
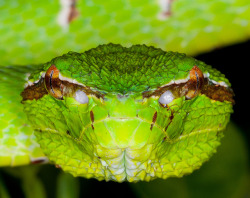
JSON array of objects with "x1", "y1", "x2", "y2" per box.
[{"x1": 0, "y1": 0, "x2": 250, "y2": 197}]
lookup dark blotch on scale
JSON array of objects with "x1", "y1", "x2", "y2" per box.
[
  {"x1": 150, "y1": 111, "x2": 158, "y2": 130},
  {"x1": 90, "y1": 110, "x2": 94, "y2": 130},
  {"x1": 31, "y1": 158, "x2": 48, "y2": 164}
]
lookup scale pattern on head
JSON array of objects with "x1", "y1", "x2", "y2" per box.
[
  {"x1": 22, "y1": 44, "x2": 234, "y2": 182},
  {"x1": 29, "y1": 43, "x2": 230, "y2": 94}
]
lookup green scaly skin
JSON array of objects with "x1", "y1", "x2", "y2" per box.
[
  {"x1": 1, "y1": 0, "x2": 250, "y2": 66},
  {"x1": 0, "y1": 44, "x2": 233, "y2": 182},
  {"x1": 0, "y1": 66, "x2": 46, "y2": 166}
]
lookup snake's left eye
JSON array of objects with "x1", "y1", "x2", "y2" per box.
[
  {"x1": 74, "y1": 90, "x2": 89, "y2": 104},
  {"x1": 159, "y1": 90, "x2": 175, "y2": 107},
  {"x1": 45, "y1": 65, "x2": 64, "y2": 100}
]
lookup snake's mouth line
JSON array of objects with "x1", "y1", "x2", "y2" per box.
[
  {"x1": 75, "y1": 116, "x2": 167, "y2": 143},
  {"x1": 34, "y1": 116, "x2": 167, "y2": 142},
  {"x1": 104, "y1": 117, "x2": 138, "y2": 120},
  {"x1": 35, "y1": 117, "x2": 225, "y2": 147}
]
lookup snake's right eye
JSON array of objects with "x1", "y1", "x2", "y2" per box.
[
  {"x1": 185, "y1": 66, "x2": 204, "y2": 99},
  {"x1": 159, "y1": 90, "x2": 175, "y2": 107},
  {"x1": 44, "y1": 65, "x2": 64, "y2": 100}
]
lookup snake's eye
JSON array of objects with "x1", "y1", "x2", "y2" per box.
[
  {"x1": 159, "y1": 90, "x2": 175, "y2": 107},
  {"x1": 45, "y1": 65, "x2": 63, "y2": 100},
  {"x1": 73, "y1": 90, "x2": 89, "y2": 104},
  {"x1": 185, "y1": 66, "x2": 204, "y2": 99}
]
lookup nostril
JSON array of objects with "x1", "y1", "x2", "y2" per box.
[{"x1": 117, "y1": 94, "x2": 129, "y2": 101}]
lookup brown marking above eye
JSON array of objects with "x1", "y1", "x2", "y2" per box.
[
  {"x1": 44, "y1": 65, "x2": 64, "y2": 100},
  {"x1": 142, "y1": 65, "x2": 234, "y2": 104},
  {"x1": 185, "y1": 66, "x2": 204, "y2": 99},
  {"x1": 21, "y1": 78, "x2": 48, "y2": 102},
  {"x1": 142, "y1": 66, "x2": 204, "y2": 100},
  {"x1": 22, "y1": 67, "x2": 104, "y2": 102}
]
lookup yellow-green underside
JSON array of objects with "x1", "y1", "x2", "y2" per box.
[{"x1": 21, "y1": 89, "x2": 232, "y2": 181}]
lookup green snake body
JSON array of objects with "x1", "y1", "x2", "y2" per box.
[
  {"x1": 0, "y1": 44, "x2": 234, "y2": 182},
  {"x1": 1, "y1": 0, "x2": 250, "y2": 66},
  {"x1": 1, "y1": 0, "x2": 246, "y2": 182}
]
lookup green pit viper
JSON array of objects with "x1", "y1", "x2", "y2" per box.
[
  {"x1": 1, "y1": 0, "x2": 248, "y2": 183},
  {"x1": 0, "y1": 43, "x2": 234, "y2": 182}
]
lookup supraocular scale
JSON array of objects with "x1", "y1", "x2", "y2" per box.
[{"x1": 21, "y1": 44, "x2": 234, "y2": 182}]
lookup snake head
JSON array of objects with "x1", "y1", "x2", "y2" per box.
[{"x1": 21, "y1": 44, "x2": 234, "y2": 182}]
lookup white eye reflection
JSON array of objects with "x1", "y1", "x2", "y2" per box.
[
  {"x1": 159, "y1": 90, "x2": 175, "y2": 106},
  {"x1": 74, "y1": 90, "x2": 89, "y2": 104}
]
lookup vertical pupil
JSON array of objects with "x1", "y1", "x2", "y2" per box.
[
  {"x1": 49, "y1": 70, "x2": 55, "y2": 94},
  {"x1": 195, "y1": 71, "x2": 200, "y2": 94}
]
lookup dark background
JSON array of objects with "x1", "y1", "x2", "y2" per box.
[{"x1": 196, "y1": 39, "x2": 250, "y2": 146}]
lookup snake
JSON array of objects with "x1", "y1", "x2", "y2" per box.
[
  {"x1": 0, "y1": 0, "x2": 247, "y2": 183},
  {"x1": 0, "y1": 43, "x2": 234, "y2": 182}
]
